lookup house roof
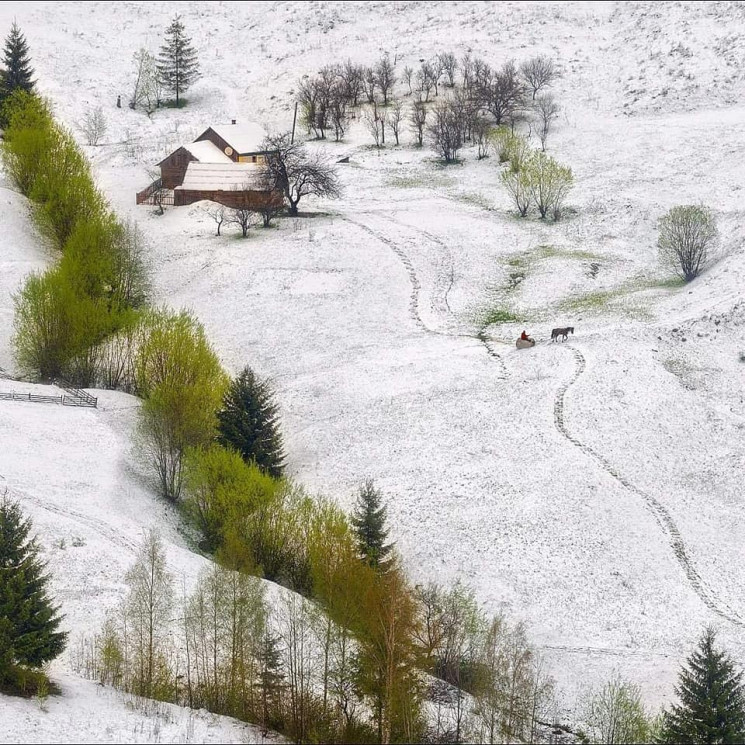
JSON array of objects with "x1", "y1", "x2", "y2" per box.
[
  {"x1": 182, "y1": 140, "x2": 233, "y2": 163},
  {"x1": 206, "y1": 122, "x2": 268, "y2": 154},
  {"x1": 175, "y1": 162, "x2": 267, "y2": 191}
]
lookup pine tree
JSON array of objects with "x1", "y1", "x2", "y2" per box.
[
  {"x1": 350, "y1": 479, "x2": 394, "y2": 572},
  {"x1": 1, "y1": 22, "x2": 35, "y2": 102},
  {"x1": 258, "y1": 629, "x2": 284, "y2": 734},
  {"x1": 216, "y1": 366, "x2": 285, "y2": 479},
  {"x1": 0, "y1": 494, "x2": 66, "y2": 689},
  {"x1": 156, "y1": 15, "x2": 199, "y2": 107},
  {"x1": 660, "y1": 627, "x2": 745, "y2": 744}
]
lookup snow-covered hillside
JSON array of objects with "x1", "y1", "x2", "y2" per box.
[{"x1": 1, "y1": 1, "x2": 745, "y2": 739}]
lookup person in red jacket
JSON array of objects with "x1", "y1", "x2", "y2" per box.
[{"x1": 520, "y1": 330, "x2": 533, "y2": 342}]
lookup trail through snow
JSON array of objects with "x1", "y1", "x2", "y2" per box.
[{"x1": 554, "y1": 343, "x2": 745, "y2": 629}]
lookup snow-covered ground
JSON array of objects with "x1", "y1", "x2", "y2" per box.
[{"x1": 2, "y1": 0, "x2": 745, "y2": 738}]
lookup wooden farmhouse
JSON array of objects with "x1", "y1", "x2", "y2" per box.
[{"x1": 137, "y1": 121, "x2": 284, "y2": 209}]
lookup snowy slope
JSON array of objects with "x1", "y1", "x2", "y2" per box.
[{"x1": 1, "y1": 0, "x2": 745, "y2": 731}]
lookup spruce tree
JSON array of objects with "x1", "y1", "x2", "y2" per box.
[
  {"x1": 216, "y1": 366, "x2": 285, "y2": 479},
  {"x1": 258, "y1": 629, "x2": 284, "y2": 734},
  {"x1": 350, "y1": 479, "x2": 394, "y2": 572},
  {"x1": 660, "y1": 627, "x2": 745, "y2": 744},
  {"x1": 0, "y1": 495, "x2": 66, "y2": 690},
  {"x1": 1, "y1": 22, "x2": 35, "y2": 102},
  {"x1": 156, "y1": 15, "x2": 199, "y2": 107}
]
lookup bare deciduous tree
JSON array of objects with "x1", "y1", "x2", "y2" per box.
[
  {"x1": 363, "y1": 66, "x2": 377, "y2": 104},
  {"x1": 658, "y1": 205, "x2": 718, "y2": 282},
  {"x1": 365, "y1": 106, "x2": 382, "y2": 148},
  {"x1": 257, "y1": 199, "x2": 284, "y2": 228},
  {"x1": 339, "y1": 60, "x2": 364, "y2": 106},
  {"x1": 477, "y1": 59, "x2": 526, "y2": 127},
  {"x1": 262, "y1": 133, "x2": 342, "y2": 217},
  {"x1": 298, "y1": 67, "x2": 337, "y2": 140},
  {"x1": 533, "y1": 92, "x2": 560, "y2": 151},
  {"x1": 473, "y1": 115, "x2": 491, "y2": 160},
  {"x1": 520, "y1": 55, "x2": 559, "y2": 100},
  {"x1": 428, "y1": 101, "x2": 463, "y2": 163},
  {"x1": 402, "y1": 65, "x2": 414, "y2": 96},
  {"x1": 228, "y1": 204, "x2": 259, "y2": 237},
  {"x1": 329, "y1": 83, "x2": 349, "y2": 141},
  {"x1": 203, "y1": 203, "x2": 226, "y2": 236},
  {"x1": 416, "y1": 61, "x2": 435, "y2": 102},
  {"x1": 460, "y1": 52, "x2": 474, "y2": 96},
  {"x1": 80, "y1": 106, "x2": 107, "y2": 146},
  {"x1": 389, "y1": 100, "x2": 404, "y2": 146},
  {"x1": 374, "y1": 53, "x2": 396, "y2": 106},
  {"x1": 438, "y1": 51, "x2": 458, "y2": 87},
  {"x1": 410, "y1": 100, "x2": 427, "y2": 147}
]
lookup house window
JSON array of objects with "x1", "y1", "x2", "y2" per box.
[{"x1": 252, "y1": 155, "x2": 257, "y2": 163}]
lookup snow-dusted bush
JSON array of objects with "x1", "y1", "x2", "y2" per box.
[
  {"x1": 79, "y1": 105, "x2": 107, "y2": 146},
  {"x1": 658, "y1": 204, "x2": 718, "y2": 282}
]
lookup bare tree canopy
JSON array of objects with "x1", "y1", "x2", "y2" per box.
[
  {"x1": 203, "y1": 203, "x2": 226, "y2": 236},
  {"x1": 658, "y1": 205, "x2": 718, "y2": 282},
  {"x1": 79, "y1": 106, "x2": 107, "y2": 146},
  {"x1": 476, "y1": 59, "x2": 526, "y2": 127},
  {"x1": 520, "y1": 55, "x2": 559, "y2": 100},
  {"x1": 227, "y1": 205, "x2": 258, "y2": 237},
  {"x1": 374, "y1": 53, "x2": 396, "y2": 106},
  {"x1": 428, "y1": 101, "x2": 463, "y2": 163},
  {"x1": 438, "y1": 51, "x2": 458, "y2": 87},
  {"x1": 262, "y1": 133, "x2": 342, "y2": 217},
  {"x1": 533, "y1": 92, "x2": 560, "y2": 151},
  {"x1": 410, "y1": 100, "x2": 427, "y2": 147}
]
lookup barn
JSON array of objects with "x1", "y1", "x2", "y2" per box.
[{"x1": 136, "y1": 121, "x2": 283, "y2": 209}]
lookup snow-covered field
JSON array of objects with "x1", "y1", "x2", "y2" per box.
[{"x1": 2, "y1": 1, "x2": 745, "y2": 739}]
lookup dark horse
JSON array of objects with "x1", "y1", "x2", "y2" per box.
[{"x1": 551, "y1": 326, "x2": 574, "y2": 342}]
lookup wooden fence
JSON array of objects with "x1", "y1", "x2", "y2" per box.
[
  {"x1": 55, "y1": 378, "x2": 98, "y2": 408},
  {"x1": 135, "y1": 178, "x2": 175, "y2": 206},
  {"x1": 0, "y1": 390, "x2": 97, "y2": 407},
  {"x1": 0, "y1": 370, "x2": 98, "y2": 409}
]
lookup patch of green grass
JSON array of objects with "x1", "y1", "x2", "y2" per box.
[
  {"x1": 647, "y1": 276, "x2": 686, "y2": 289},
  {"x1": 388, "y1": 172, "x2": 455, "y2": 190},
  {"x1": 506, "y1": 255, "x2": 529, "y2": 269},
  {"x1": 455, "y1": 191, "x2": 495, "y2": 211},
  {"x1": 479, "y1": 306, "x2": 523, "y2": 326},
  {"x1": 532, "y1": 244, "x2": 604, "y2": 261},
  {"x1": 557, "y1": 274, "x2": 681, "y2": 318},
  {"x1": 559, "y1": 288, "x2": 622, "y2": 313}
]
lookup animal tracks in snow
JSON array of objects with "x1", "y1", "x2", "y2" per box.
[
  {"x1": 341, "y1": 214, "x2": 509, "y2": 379},
  {"x1": 4, "y1": 479, "x2": 139, "y2": 555},
  {"x1": 554, "y1": 345, "x2": 745, "y2": 628}
]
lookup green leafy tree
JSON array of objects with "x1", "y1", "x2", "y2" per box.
[
  {"x1": 583, "y1": 675, "x2": 650, "y2": 744},
  {"x1": 0, "y1": 494, "x2": 66, "y2": 691},
  {"x1": 136, "y1": 308, "x2": 228, "y2": 502},
  {"x1": 182, "y1": 444, "x2": 278, "y2": 552},
  {"x1": 524, "y1": 150, "x2": 573, "y2": 220},
  {"x1": 350, "y1": 479, "x2": 394, "y2": 572},
  {"x1": 157, "y1": 15, "x2": 199, "y2": 107},
  {"x1": 660, "y1": 627, "x2": 745, "y2": 744},
  {"x1": 216, "y1": 366, "x2": 285, "y2": 479},
  {"x1": 0, "y1": 22, "x2": 35, "y2": 113}
]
